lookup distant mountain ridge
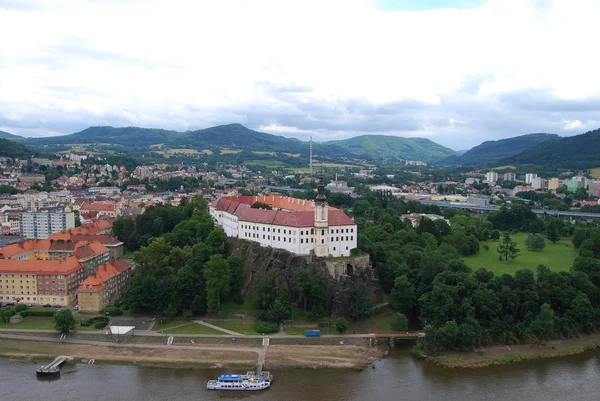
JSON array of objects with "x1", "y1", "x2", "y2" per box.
[
  {"x1": 458, "y1": 133, "x2": 559, "y2": 165},
  {"x1": 22, "y1": 124, "x2": 459, "y2": 163},
  {"x1": 503, "y1": 128, "x2": 600, "y2": 169},
  {"x1": 0, "y1": 130, "x2": 25, "y2": 141},
  {"x1": 329, "y1": 135, "x2": 459, "y2": 162}
]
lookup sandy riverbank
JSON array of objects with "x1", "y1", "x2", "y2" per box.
[
  {"x1": 0, "y1": 339, "x2": 385, "y2": 370},
  {"x1": 431, "y1": 333, "x2": 600, "y2": 368}
]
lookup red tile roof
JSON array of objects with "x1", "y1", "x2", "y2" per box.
[
  {"x1": 0, "y1": 256, "x2": 83, "y2": 274},
  {"x1": 77, "y1": 258, "x2": 131, "y2": 291},
  {"x1": 80, "y1": 202, "x2": 116, "y2": 212},
  {"x1": 0, "y1": 240, "x2": 51, "y2": 259},
  {"x1": 49, "y1": 220, "x2": 113, "y2": 239},
  {"x1": 74, "y1": 242, "x2": 110, "y2": 260}
]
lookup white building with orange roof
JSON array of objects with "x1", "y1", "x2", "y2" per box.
[{"x1": 210, "y1": 176, "x2": 357, "y2": 258}]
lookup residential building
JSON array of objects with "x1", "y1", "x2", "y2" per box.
[
  {"x1": 503, "y1": 173, "x2": 516, "y2": 181},
  {"x1": 567, "y1": 179, "x2": 583, "y2": 193},
  {"x1": 485, "y1": 171, "x2": 498, "y2": 183},
  {"x1": 19, "y1": 206, "x2": 75, "y2": 239},
  {"x1": 525, "y1": 173, "x2": 538, "y2": 185},
  {"x1": 48, "y1": 233, "x2": 123, "y2": 259},
  {"x1": 0, "y1": 256, "x2": 85, "y2": 305},
  {"x1": 19, "y1": 174, "x2": 46, "y2": 184},
  {"x1": 77, "y1": 259, "x2": 132, "y2": 313},
  {"x1": 588, "y1": 180, "x2": 600, "y2": 198},
  {"x1": 530, "y1": 177, "x2": 543, "y2": 190},
  {"x1": 210, "y1": 177, "x2": 357, "y2": 258},
  {"x1": 80, "y1": 202, "x2": 118, "y2": 218},
  {"x1": 548, "y1": 178, "x2": 560, "y2": 191},
  {"x1": 69, "y1": 151, "x2": 88, "y2": 163}
]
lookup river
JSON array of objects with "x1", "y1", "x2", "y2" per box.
[{"x1": 3, "y1": 348, "x2": 600, "y2": 401}]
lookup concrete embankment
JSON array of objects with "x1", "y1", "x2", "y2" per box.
[{"x1": 0, "y1": 333, "x2": 385, "y2": 369}]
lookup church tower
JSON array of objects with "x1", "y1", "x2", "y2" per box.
[{"x1": 314, "y1": 172, "x2": 329, "y2": 257}]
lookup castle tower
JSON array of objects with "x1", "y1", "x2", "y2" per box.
[{"x1": 314, "y1": 172, "x2": 329, "y2": 257}]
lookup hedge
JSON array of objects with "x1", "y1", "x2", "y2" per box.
[
  {"x1": 255, "y1": 321, "x2": 279, "y2": 334},
  {"x1": 20, "y1": 310, "x2": 57, "y2": 317}
]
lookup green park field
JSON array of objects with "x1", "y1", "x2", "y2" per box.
[{"x1": 462, "y1": 233, "x2": 578, "y2": 276}]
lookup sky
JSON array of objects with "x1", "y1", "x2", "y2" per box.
[{"x1": 1, "y1": 0, "x2": 599, "y2": 150}]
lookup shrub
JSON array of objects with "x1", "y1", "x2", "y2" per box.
[
  {"x1": 335, "y1": 317, "x2": 348, "y2": 334},
  {"x1": 104, "y1": 306, "x2": 123, "y2": 316},
  {"x1": 21, "y1": 310, "x2": 56, "y2": 318},
  {"x1": 255, "y1": 321, "x2": 279, "y2": 334},
  {"x1": 15, "y1": 304, "x2": 28, "y2": 313},
  {"x1": 182, "y1": 309, "x2": 194, "y2": 319},
  {"x1": 391, "y1": 313, "x2": 409, "y2": 331}
]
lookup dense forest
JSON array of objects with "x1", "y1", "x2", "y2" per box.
[{"x1": 0, "y1": 138, "x2": 32, "y2": 158}]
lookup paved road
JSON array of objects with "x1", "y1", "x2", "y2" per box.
[{"x1": 0, "y1": 333, "x2": 263, "y2": 356}]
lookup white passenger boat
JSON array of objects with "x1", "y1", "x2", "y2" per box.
[{"x1": 206, "y1": 374, "x2": 271, "y2": 391}]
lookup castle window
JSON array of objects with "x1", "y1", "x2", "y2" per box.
[
  {"x1": 301, "y1": 239, "x2": 303, "y2": 243},
  {"x1": 351, "y1": 236, "x2": 354, "y2": 241},
  {"x1": 321, "y1": 239, "x2": 324, "y2": 244},
  {"x1": 284, "y1": 230, "x2": 286, "y2": 234}
]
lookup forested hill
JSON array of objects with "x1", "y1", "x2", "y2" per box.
[
  {"x1": 0, "y1": 130, "x2": 25, "y2": 141},
  {"x1": 21, "y1": 123, "x2": 458, "y2": 163},
  {"x1": 328, "y1": 135, "x2": 459, "y2": 163},
  {"x1": 503, "y1": 128, "x2": 600, "y2": 169},
  {"x1": 458, "y1": 133, "x2": 559, "y2": 165},
  {"x1": 0, "y1": 138, "x2": 32, "y2": 158}
]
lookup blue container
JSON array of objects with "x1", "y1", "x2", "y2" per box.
[{"x1": 305, "y1": 330, "x2": 321, "y2": 337}]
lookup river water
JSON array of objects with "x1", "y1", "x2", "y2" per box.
[{"x1": 3, "y1": 348, "x2": 600, "y2": 401}]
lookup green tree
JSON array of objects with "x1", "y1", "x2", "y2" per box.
[
  {"x1": 227, "y1": 255, "x2": 244, "y2": 301},
  {"x1": 546, "y1": 221, "x2": 561, "y2": 244},
  {"x1": 348, "y1": 282, "x2": 373, "y2": 321},
  {"x1": 497, "y1": 231, "x2": 520, "y2": 262},
  {"x1": 203, "y1": 254, "x2": 231, "y2": 313},
  {"x1": 490, "y1": 229, "x2": 500, "y2": 241},
  {"x1": 335, "y1": 317, "x2": 349, "y2": 333},
  {"x1": 390, "y1": 312, "x2": 409, "y2": 331},
  {"x1": 525, "y1": 233, "x2": 546, "y2": 251},
  {"x1": 293, "y1": 269, "x2": 311, "y2": 312},
  {"x1": 390, "y1": 275, "x2": 415, "y2": 314},
  {"x1": 54, "y1": 309, "x2": 76, "y2": 335}
]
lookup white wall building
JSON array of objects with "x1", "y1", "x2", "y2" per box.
[
  {"x1": 19, "y1": 206, "x2": 75, "y2": 239},
  {"x1": 210, "y1": 179, "x2": 357, "y2": 258},
  {"x1": 485, "y1": 171, "x2": 498, "y2": 183},
  {"x1": 525, "y1": 173, "x2": 538, "y2": 185}
]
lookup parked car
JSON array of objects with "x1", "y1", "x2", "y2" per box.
[
  {"x1": 5, "y1": 302, "x2": 15, "y2": 307},
  {"x1": 43, "y1": 304, "x2": 52, "y2": 308},
  {"x1": 53, "y1": 305, "x2": 61, "y2": 308},
  {"x1": 26, "y1": 303, "x2": 32, "y2": 307}
]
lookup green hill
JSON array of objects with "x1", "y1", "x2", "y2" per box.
[
  {"x1": 22, "y1": 124, "x2": 457, "y2": 162},
  {"x1": 0, "y1": 138, "x2": 32, "y2": 158},
  {"x1": 0, "y1": 130, "x2": 25, "y2": 141},
  {"x1": 504, "y1": 128, "x2": 600, "y2": 169},
  {"x1": 28, "y1": 126, "x2": 180, "y2": 146},
  {"x1": 327, "y1": 135, "x2": 459, "y2": 163},
  {"x1": 459, "y1": 133, "x2": 559, "y2": 165}
]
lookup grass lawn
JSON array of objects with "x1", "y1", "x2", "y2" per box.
[
  {"x1": 221, "y1": 298, "x2": 255, "y2": 316},
  {"x1": 208, "y1": 320, "x2": 257, "y2": 335},
  {"x1": 284, "y1": 311, "x2": 395, "y2": 335},
  {"x1": 0, "y1": 316, "x2": 96, "y2": 331},
  {"x1": 590, "y1": 167, "x2": 600, "y2": 179},
  {"x1": 462, "y1": 233, "x2": 577, "y2": 276},
  {"x1": 153, "y1": 319, "x2": 192, "y2": 332},
  {"x1": 163, "y1": 323, "x2": 224, "y2": 335}
]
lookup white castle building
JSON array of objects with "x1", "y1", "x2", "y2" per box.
[{"x1": 209, "y1": 177, "x2": 357, "y2": 258}]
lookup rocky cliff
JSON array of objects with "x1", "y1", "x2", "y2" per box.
[{"x1": 226, "y1": 238, "x2": 382, "y2": 317}]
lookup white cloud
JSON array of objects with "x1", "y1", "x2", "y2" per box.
[{"x1": 0, "y1": 0, "x2": 599, "y2": 149}]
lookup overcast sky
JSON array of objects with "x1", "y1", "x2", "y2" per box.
[{"x1": 1, "y1": 0, "x2": 599, "y2": 150}]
